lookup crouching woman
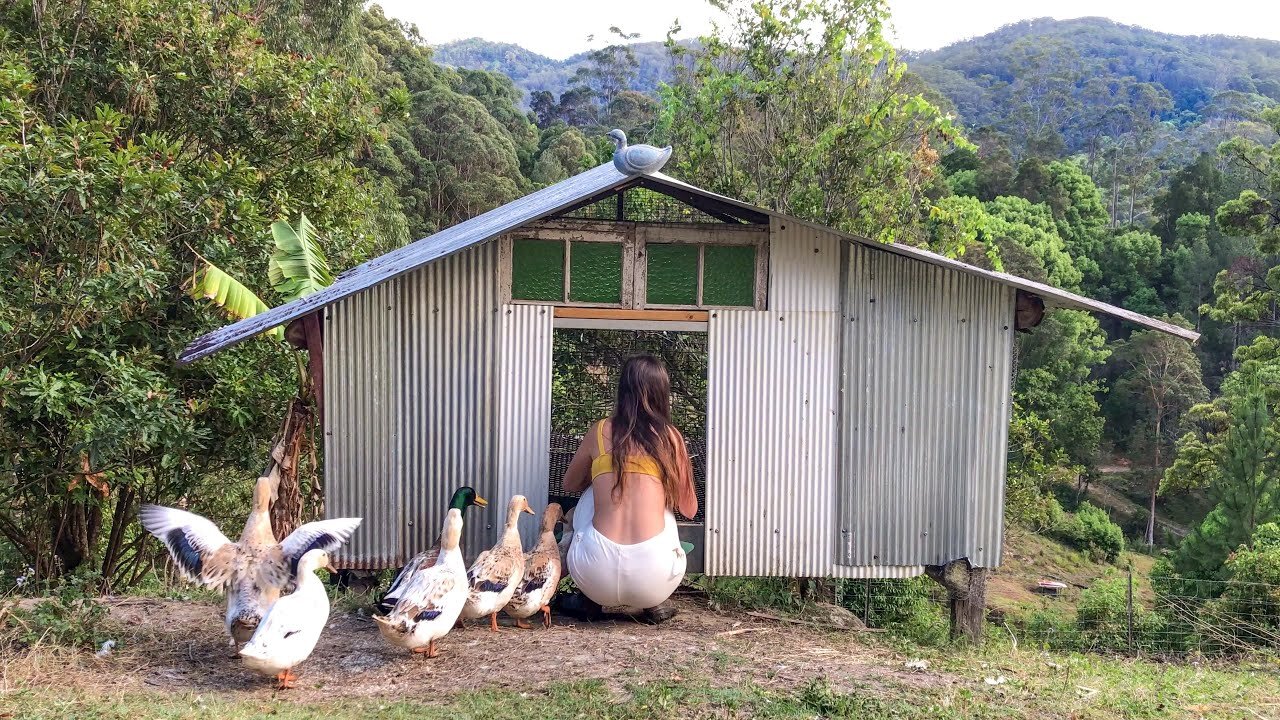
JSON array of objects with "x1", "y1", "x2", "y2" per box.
[{"x1": 559, "y1": 354, "x2": 698, "y2": 623}]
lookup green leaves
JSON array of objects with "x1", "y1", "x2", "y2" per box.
[
  {"x1": 660, "y1": 0, "x2": 961, "y2": 243},
  {"x1": 188, "y1": 261, "x2": 282, "y2": 340},
  {"x1": 268, "y1": 213, "x2": 334, "y2": 301}
]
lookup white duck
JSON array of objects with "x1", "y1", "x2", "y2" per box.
[
  {"x1": 139, "y1": 469, "x2": 362, "y2": 645},
  {"x1": 238, "y1": 548, "x2": 335, "y2": 689},
  {"x1": 460, "y1": 495, "x2": 534, "y2": 631},
  {"x1": 608, "y1": 129, "x2": 672, "y2": 175},
  {"x1": 504, "y1": 503, "x2": 564, "y2": 629},
  {"x1": 373, "y1": 508, "x2": 469, "y2": 657}
]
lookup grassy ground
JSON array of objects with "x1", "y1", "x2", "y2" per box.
[
  {"x1": 2, "y1": 594, "x2": 1277, "y2": 719},
  {"x1": 4, "y1": 651, "x2": 1276, "y2": 719}
]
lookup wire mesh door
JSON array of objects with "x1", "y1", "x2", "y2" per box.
[{"x1": 548, "y1": 328, "x2": 708, "y2": 523}]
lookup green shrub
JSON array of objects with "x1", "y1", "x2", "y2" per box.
[
  {"x1": 1017, "y1": 606, "x2": 1082, "y2": 649},
  {"x1": 1054, "y1": 502, "x2": 1125, "y2": 561},
  {"x1": 838, "y1": 577, "x2": 949, "y2": 645},
  {"x1": 4, "y1": 573, "x2": 109, "y2": 650}
]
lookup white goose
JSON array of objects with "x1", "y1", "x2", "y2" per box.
[
  {"x1": 238, "y1": 548, "x2": 335, "y2": 689},
  {"x1": 139, "y1": 470, "x2": 361, "y2": 645}
]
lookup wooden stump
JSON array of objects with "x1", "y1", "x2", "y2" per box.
[{"x1": 925, "y1": 559, "x2": 987, "y2": 644}]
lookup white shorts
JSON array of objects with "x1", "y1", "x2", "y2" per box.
[{"x1": 566, "y1": 487, "x2": 687, "y2": 610}]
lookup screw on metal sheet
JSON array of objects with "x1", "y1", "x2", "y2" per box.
[
  {"x1": 813, "y1": 247, "x2": 820, "y2": 253},
  {"x1": 869, "y1": 298, "x2": 875, "y2": 303},
  {"x1": 922, "y1": 531, "x2": 928, "y2": 536}
]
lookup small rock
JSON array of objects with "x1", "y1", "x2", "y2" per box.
[{"x1": 905, "y1": 659, "x2": 929, "y2": 671}]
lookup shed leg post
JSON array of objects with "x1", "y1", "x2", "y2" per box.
[
  {"x1": 949, "y1": 568, "x2": 986, "y2": 644},
  {"x1": 925, "y1": 559, "x2": 987, "y2": 645}
]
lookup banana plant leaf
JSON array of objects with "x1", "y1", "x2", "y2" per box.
[
  {"x1": 189, "y1": 262, "x2": 283, "y2": 340},
  {"x1": 268, "y1": 212, "x2": 334, "y2": 301}
]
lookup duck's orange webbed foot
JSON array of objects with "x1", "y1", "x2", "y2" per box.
[
  {"x1": 541, "y1": 604, "x2": 553, "y2": 629},
  {"x1": 275, "y1": 669, "x2": 298, "y2": 689},
  {"x1": 488, "y1": 613, "x2": 500, "y2": 632}
]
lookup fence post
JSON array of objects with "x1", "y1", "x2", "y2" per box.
[
  {"x1": 1126, "y1": 564, "x2": 1134, "y2": 655},
  {"x1": 863, "y1": 578, "x2": 871, "y2": 627}
]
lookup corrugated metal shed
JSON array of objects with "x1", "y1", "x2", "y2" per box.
[
  {"x1": 705, "y1": 310, "x2": 840, "y2": 576},
  {"x1": 495, "y1": 304, "x2": 554, "y2": 549},
  {"x1": 838, "y1": 242, "x2": 1014, "y2": 568},
  {"x1": 768, "y1": 217, "x2": 842, "y2": 311},
  {"x1": 325, "y1": 245, "x2": 500, "y2": 568},
  {"x1": 180, "y1": 163, "x2": 1196, "y2": 364}
]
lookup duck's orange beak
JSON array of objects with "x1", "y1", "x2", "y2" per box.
[
  {"x1": 522, "y1": 498, "x2": 535, "y2": 515},
  {"x1": 473, "y1": 495, "x2": 489, "y2": 508}
]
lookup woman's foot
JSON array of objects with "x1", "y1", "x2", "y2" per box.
[
  {"x1": 641, "y1": 602, "x2": 678, "y2": 624},
  {"x1": 552, "y1": 591, "x2": 604, "y2": 621}
]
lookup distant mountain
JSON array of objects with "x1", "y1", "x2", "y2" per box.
[
  {"x1": 437, "y1": 19, "x2": 1280, "y2": 151},
  {"x1": 433, "y1": 38, "x2": 678, "y2": 103},
  {"x1": 907, "y1": 17, "x2": 1280, "y2": 150}
]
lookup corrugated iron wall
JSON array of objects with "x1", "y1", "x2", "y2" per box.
[
  {"x1": 768, "y1": 217, "x2": 842, "y2": 311},
  {"x1": 704, "y1": 310, "x2": 840, "y2": 576},
  {"x1": 325, "y1": 245, "x2": 500, "y2": 568},
  {"x1": 495, "y1": 304, "x2": 553, "y2": 549},
  {"x1": 325, "y1": 280, "x2": 404, "y2": 568},
  {"x1": 838, "y1": 242, "x2": 1014, "y2": 569}
]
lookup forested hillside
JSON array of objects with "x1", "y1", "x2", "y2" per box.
[
  {"x1": 2, "y1": 0, "x2": 1278, "y2": 650},
  {"x1": 435, "y1": 38, "x2": 677, "y2": 100}
]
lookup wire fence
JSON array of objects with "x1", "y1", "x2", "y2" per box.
[{"x1": 826, "y1": 570, "x2": 1280, "y2": 657}]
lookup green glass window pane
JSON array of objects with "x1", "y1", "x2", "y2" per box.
[
  {"x1": 569, "y1": 241, "x2": 622, "y2": 304},
  {"x1": 703, "y1": 245, "x2": 756, "y2": 306},
  {"x1": 511, "y1": 239, "x2": 564, "y2": 301},
  {"x1": 646, "y1": 243, "x2": 698, "y2": 305}
]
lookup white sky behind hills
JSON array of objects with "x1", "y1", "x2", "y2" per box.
[{"x1": 370, "y1": 0, "x2": 1280, "y2": 59}]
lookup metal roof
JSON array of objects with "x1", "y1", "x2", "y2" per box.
[
  {"x1": 647, "y1": 172, "x2": 1201, "y2": 342},
  {"x1": 179, "y1": 162, "x2": 1196, "y2": 363}
]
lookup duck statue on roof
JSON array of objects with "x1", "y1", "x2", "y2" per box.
[{"x1": 608, "y1": 129, "x2": 672, "y2": 175}]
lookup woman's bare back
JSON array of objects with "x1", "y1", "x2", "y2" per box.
[{"x1": 563, "y1": 419, "x2": 697, "y2": 545}]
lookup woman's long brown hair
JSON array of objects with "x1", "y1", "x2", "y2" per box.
[{"x1": 609, "y1": 354, "x2": 685, "y2": 510}]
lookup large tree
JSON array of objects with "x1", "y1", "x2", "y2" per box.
[
  {"x1": 1111, "y1": 319, "x2": 1209, "y2": 545},
  {"x1": 659, "y1": 0, "x2": 964, "y2": 243},
  {"x1": 0, "y1": 0, "x2": 398, "y2": 587}
]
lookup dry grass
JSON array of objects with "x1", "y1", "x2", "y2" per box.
[
  {"x1": 0, "y1": 592, "x2": 938, "y2": 702},
  {"x1": 2, "y1": 591, "x2": 1277, "y2": 718}
]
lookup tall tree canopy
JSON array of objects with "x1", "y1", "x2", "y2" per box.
[
  {"x1": 0, "y1": 0, "x2": 401, "y2": 586},
  {"x1": 659, "y1": 0, "x2": 964, "y2": 243}
]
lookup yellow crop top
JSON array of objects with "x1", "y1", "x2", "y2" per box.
[{"x1": 589, "y1": 421, "x2": 663, "y2": 479}]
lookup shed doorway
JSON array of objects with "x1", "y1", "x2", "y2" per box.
[{"x1": 547, "y1": 327, "x2": 708, "y2": 572}]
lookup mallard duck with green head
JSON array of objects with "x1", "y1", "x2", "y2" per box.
[{"x1": 375, "y1": 486, "x2": 486, "y2": 615}]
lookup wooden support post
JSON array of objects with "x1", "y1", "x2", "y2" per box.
[{"x1": 925, "y1": 558, "x2": 987, "y2": 644}]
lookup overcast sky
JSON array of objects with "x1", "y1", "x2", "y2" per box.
[{"x1": 371, "y1": 0, "x2": 1280, "y2": 59}]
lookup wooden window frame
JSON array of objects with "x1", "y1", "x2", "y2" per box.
[{"x1": 500, "y1": 218, "x2": 768, "y2": 311}]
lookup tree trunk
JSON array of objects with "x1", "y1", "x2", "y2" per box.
[
  {"x1": 1145, "y1": 479, "x2": 1158, "y2": 547},
  {"x1": 926, "y1": 559, "x2": 987, "y2": 644},
  {"x1": 1146, "y1": 417, "x2": 1162, "y2": 547},
  {"x1": 1110, "y1": 151, "x2": 1120, "y2": 228},
  {"x1": 269, "y1": 400, "x2": 311, "y2": 541}
]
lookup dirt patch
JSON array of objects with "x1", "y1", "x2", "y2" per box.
[{"x1": 2, "y1": 592, "x2": 957, "y2": 703}]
